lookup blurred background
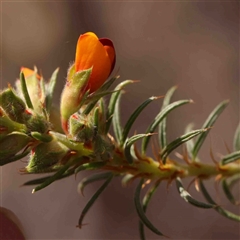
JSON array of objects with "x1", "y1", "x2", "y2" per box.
[{"x1": 1, "y1": 1, "x2": 239, "y2": 239}]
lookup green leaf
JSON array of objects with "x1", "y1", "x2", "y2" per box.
[
  {"x1": 176, "y1": 177, "x2": 215, "y2": 208},
  {"x1": 124, "y1": 134, "x2": 153, "y2": 164},
  {"x1": 199, "y1": 180, "x2": 240, "y2": 221},
  {"x1": 142, "y1": 99, "x2": 192, "y2": 154},
  {"x1": 77, "y1": 173, "x2": 113, "y2": 228},
  {"x1": 160, "y1": 129, "x2": 207, "y2": 164},
  {"x1": 134, "y1": 179, "x2": 165, "y2": 237},
  {"x1": 20, "y1": 72, "x2": 34, "y2": 109},
  {"x1": 222, "y1": 178, "x2": 239, "y2": 205},
  {"x1": 121, "y1": 96, "x2": 158, "y2": 145},
  {"x1": 139, "y1": 181, "x2": 161, "y2": 240},
  {"x1": 228, "y1": 174, "x2": 240, "y2": 189},
  {"x1": 32, "y1": 157, "x2": 84, "y2": 193},
  {"x1": 112, "y1": 94, "x2": 122, "y2": 143},
  {"x1": 233, "y1": 123, "x2": 240, "y2": 151},
  {"x1": 0, "y1": 150, "x2": 30, "y2": 166},
  {"x1": 122, "y1": 174, "x2": 135, "y2": 186},
  {"x1": 192, "y1": 100, "x2": 229, "y2": 160},
  {"x1": 77, "y1": 172, "x2": 112, "y2": 195},
  {"x1": 31, "y1": 131, "x2": 53, "y2": 142},
  {"x1": 45, "y1": 68, "x2": 59, "y2": 113},
  {"x1": 106, "y1": 80, "x2": 135, "y2": 142},
  {"x1": 98, "y1": 75, "x2": 119, "y2": 92},
  {"x1": 83, "y1": 91, "x2": 117, "y2": 115},
  {"x1": 184, "y1": 123, "x2": 195, "y2": 158},
  {"x1": 93, "y1": 107, "x2": 99, "y2": 129},
  {"x1": 221, "y1": 151, "x2": 240, "y2": 165},
  {"x1": 32, "y1": 164, "x2": 70, "y2": 192},
  {"x1": 74, "y1": 162, "x2": 107, "y2": 175},
  {"x1": 23, "y1": 168, "x2": 75, "y2": 186},
  {"x1": 82, "y1": 75, "x2": 119, "y2": 115},
  {"x1": 159, "y1": 86, "x2": 178, "y2": 149},
  {"x1": 0, "y1": 132, "x2": 31, "y2": 166}
]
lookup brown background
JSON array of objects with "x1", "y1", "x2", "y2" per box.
[{"x1": 1, "y1": 1, "x2": 239, "y2": 239}]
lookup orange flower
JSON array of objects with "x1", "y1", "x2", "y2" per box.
[
  {"x1": 60, "y1": 32, "x2": 115, "y2": 133},
  {"x1": 20, "y1": 67, "x2": 41, "y2": 80},
  {"x1": 75, "y1": 32, "x2": 115, "y2": 93}
]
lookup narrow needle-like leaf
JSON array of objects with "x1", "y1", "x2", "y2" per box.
[
  {"x1": 106, "y1": 80, "x2": 135, "y2": 141},
  {"x1": 135, "y1": 179, "x2": 165, "y2": 237},
  {"x1": 139, "y1": 181, "x2": 161, "y2": 240},
  {"x1": 20, "y1": 72, "x2": 34, "y2": 109},
  {"x1": 221, "y1": 151, "x2": 240, "y2": 165},
  {"x1": 31, "y1": 131, "x2": 53, "y2": 142},
  {"x1": 121, "y1": 96, "x2": 159, "y2": 145},
  {"x1": 0, "y1": 150, "x2": 30, "y2": 166},
  {"x1": 98, "y1": 75, "x2": 119, "y2": 92},
  {"x1": 233, "y1": 123, "x2": 240, "y2": 151},
  {"x1": 192, "y1": 100, "x2": 229, "y2": 160},
  {"x1": 32, "y1": 157, "x2": 83, "y2": 193},
  {"x1": 77, "y1": 172, "x2": 112, "y2": 195},
  {"x1": 159, "y1": 86, "x2": 178, "y2": 149},
  {"x1": 199, "y1": 180, "x2": 240, "y2": 222},
  {"x1": 222, "y1": 178, "x2": 239, "y2": 205},
  {"x1": 74, "y1": 162, "x2": 106, "y2": 175},
  {"x1": 176, "y1": 177, "x2": 215, "y2": 208},
  {"x1": 83, "y1": 90, "x2": 117, "y2": 115},
  {"x1": 184, "y1": 123, "x2": 195, "y2": 159},
  {"x1": 32, "y1": 164, "x2": 71, "y2": 193},
  {"x1": 23, "y1": 168, "x2": 75, "y2": 186},
  {"x1": 161, "y1": 129, "x2": 207, "y2": 164},
  {"x1": 124, "y1": 134, "x2": 154, "y2": 164},
  {"x1": 77, "y1": 174, "x2": 113, "y2": 228},
  {"x1": 142, "y1": 99, "x2": 192, "y2": 154},
  {"x1": 45, "y1": 68, "x2": 59, "y2": 113}
]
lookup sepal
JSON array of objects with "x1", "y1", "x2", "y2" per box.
[
  {"x1": 0, "y1": 132, "x2": 31, "y2": 165},
  {"x1": 25, "y1": 140, "x2": 69, "y2": 173},
  {"x1": 0, "y1": 87, "x2": 29, "y2": 123},
  {"x1": 0, "y1": 107, "x2": 27, "y2": 140},
  {"x1": 60, "y1": 68, "x2": 92, "y2": 133}
]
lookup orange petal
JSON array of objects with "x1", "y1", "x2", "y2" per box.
[
  {"x1": 104, "y1": 45, "x2": 115, "y2": 67},
  {"x1": 21, "y1": 67, "x2": 40, "y2": 80},
  {"x1": 75, "y1": 32, "x2": 112, "y2": 93},
  {"x1": 99, "y1": 38, "x2": 116, "y2": 73}
]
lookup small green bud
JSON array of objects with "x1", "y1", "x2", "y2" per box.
[
  {"x1": 49, "y1": 105, "x2": 63, "y2": 133},
  {"x1": 0, "y1": 132, "x2": 31, "y2": 165},
  {"x1": 15, "y1": 70, "x2": 44, "y2": 114},
  {"x1": 93, "y1": 134, "x2": 114, "y2": 161},
  {"x1": 68, "y1": 113, "x2": 95, "y2": 143},
  {"x1": 0, "y1": 107, "x2": 27, "y2": 140},
  {"x1": 0, "y1": 88, "x2": 29, "y2": 123},
  {"x1": 26, "y1": 140, "x2": 69, "y2": 173},
  {"x1": 68, "y1": 112, "x2": 114, "y2": 160},
  {"x1": 26, "y1": 114, "x2": 50, "y2": 134},
  {"x1": 60, "y1": 68, "x2": 92, "y2": 133}
]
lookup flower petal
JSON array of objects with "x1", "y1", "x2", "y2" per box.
[
  {"x1": 21, "y1": 67, "x2": 40, "y2": 80},
  {"x1": 75, "y1": 32, "x2": 112, "y2": 93},
  {"x1": 100, "y1": 38, "x2": 116, "y2": 73}
]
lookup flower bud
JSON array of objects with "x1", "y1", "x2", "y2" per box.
[
  {"x1": 68, "y1": 113, "x2": 95, "y2": 143},
  {"x1": 60, "y1": 32, "x2": 116, "y2": 134},
  {"x1": 16, "y1": 67, "x2": 44, "y2": 114},
  {"x1": 0, "y1": 107, "x2": 27, "y2": 140},
  {"x1": 93, "y1": 134, "x2": 114, "y2": 161},
  {"x1": 60, "y1": 68, "x2": 92, "y2": 133},
  {"x1": 0, "y1": 88, "x2": 29, "y2": 123},
  {"x1": 26, "y1": 140, "x2": 69, "y2": 173},
  {"x1": 0, "y1": 132, "x2": 31, "y2": 166},
  {"x1": 26, "y1": 114, "x2": 50, "y2": 134},
  {"x1": 75, "y1": 32, "x2": 116, "y2": 93}
]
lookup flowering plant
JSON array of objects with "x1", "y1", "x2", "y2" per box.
[{"x1": 1, "y1": 32, "x2": 239, "y2": 239}]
